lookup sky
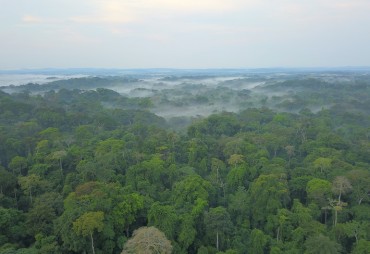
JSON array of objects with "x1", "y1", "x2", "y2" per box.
[{"x1": 1, "y1": 0, "x2": 370, "y2": 69}]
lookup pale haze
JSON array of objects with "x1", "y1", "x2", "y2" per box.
[{"x1": 1, "y1": 0, "x2": 370, "y2": 69}]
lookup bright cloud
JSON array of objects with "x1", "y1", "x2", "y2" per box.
[{"x1": 22, "y1": 15, "x2": 44, "y2": 23}]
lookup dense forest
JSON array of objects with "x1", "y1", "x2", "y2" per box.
[{"x1": 0, "y1": 71, "x2": 370, "y2": 253}]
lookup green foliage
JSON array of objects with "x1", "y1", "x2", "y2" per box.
[
  {"x1": 8, "y1": 156, "x2": 27, "y2": 175},
  {"x1": 204, "y1": 206, "x2": 233, "y2": 251},
  {"x1": 73, "y1": 211, "x2": 105, "y2": 237},
  {"x1": 0, "y1": 208, "x2": 26, "y2": 246},
  {"x1": 304, "y1": 234, "x2": 341, "y2": 254},
  {"x1": 172, "y1": 174, "x2": 212, "y2": 208},
  {"x1": 248, "y1": 229, "x2": 269, "y2": 254},
  {"x1": 352, "y1": 240, "x2": 370, "y2": 254},
  {"x1": 112, "y1": 193, "x2": 144, "y2": 232},
  {"x1": 248, "y1": 174, "x2": 290, "y2": 228},
  {"x1": 148, "y1": 203, "x2": 178, "y2": 240},
  {"x1": 306, "y1": 178, "x2": 332, "y2": 207},
  {"x1": 1, "y1": 75, "x2": 370, "y2": 253}
]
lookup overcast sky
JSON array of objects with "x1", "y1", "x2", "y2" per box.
[{"x1": 1, "y1": 0, "x2": 370, "y2": 69}]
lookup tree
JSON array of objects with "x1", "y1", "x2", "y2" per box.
[
  {"x1": 306, "y1": 178, "x2": 332, "y2": 207},
  {"x1": 121, "y1": 226, "x2": 172, "y2": 254},
  {"x1": 342, "y1": 220, "x2": 367, "y2": 245},
  {"x1": 332, "y1": 176, "x2": 352, "y2": 203},
  {"x1": 0, "y1": 168, "x2": 17, "y2": 196},
  {"x1": 352, "y1": 239, "x2": 370, "y2": 254},
  {"x1": 148, "y1": 203, "x2": 178, "y2": 240},
  {"x1": 285, "y1": 145, "x2": 295, "y2": 165},
  {"x1": 346, "y1": 169, "x2": 370, "y2": 205},
  {"x1": 248, "y1": 174, "x2": 290, "y2": 228},
  {"x1": 328, "y1": 198, "x2": 347, "y2": 226},
  {"x1": 57, "y1": 182, "x2": 125, "y2": 253},
  {"x1": 94, "y1": 138, "x2": 125, "y2": 173},
  {"x1": 112, "y1": 193, "x2": 144, "y2": 237},
  {"x1": 227, "y1": 154, "x2": 245, "y2": 168},
  {"x1": 248, "y1": 229, "x2": 268, "y2": 254},
  {"x1": 178, "y1": 214, "x2": 197, "y2": 250},
  {"x1": 51, "y1": 150, "x2": 67, "y2": 174},
  {"x1": 0, "y1": 207, "x2": 26, "y2": 247},
  {"x1": 9, "y1": 156, "x2": 28, "y2": 175},
  {"x1": 228, "y1": 187, "x2": 248, "y2": 225},
  {"x1": 313, "y1": 157, "x2": 332, "y2": 175},
  {"x1": 125, "y1": 155, "x2": 167, "y2": 198},
  {"x1": 304, "y1": 234, "x2": 341, "y2": 254},
  {"x1": 73, "y1": 211, "x2": 105, "y2": 254},
  {"x1": 204, "y1": 206, "x2": 233, "y2": 251},
  {"x1": 26, "y1": 192, "x2": 63, "y2": 236},
  {"x1": 18, "y1": 174, "x2": 48, "y2": 204},
  {"x1": 226, "y1": 166, "x2": 248, "y2": 193},
  {"x1": 210, "y1": 158, "x2": 226, "y2": 186},
  {"x1": 172, "y1": 174, "x2": 212, "y2": 208},
  {"x1": 34, "y1": 234, "x2": 60, "y2": 254}
]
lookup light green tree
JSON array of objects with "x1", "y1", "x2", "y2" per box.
[
  {"x1": 18, "y1": 174, "x2": 47, "y2": 204},
  {"x1": 73, "y1": 211, "x2": 105, "y2": 254},
  {"x1": 313, "y1": 157, "x2": 332, "y2": 175},
  {"x1": 112, "y1": 193, "x2": 144, "y2": 237}
]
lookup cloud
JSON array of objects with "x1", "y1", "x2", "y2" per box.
[
  {"x1": 68, "y1": 0, "x2": 255, "y2": 25},
  {"x1": 134, "y1": 0, "x2": 244, "y2": 12},
  {"x1": 69, "y1": 0, "x2": 138, "y2": 24},
  {"x1": 69, "y1": 15, "x2": 134, "y2": 24},
  {"x1": 22, "y1": 15, "x2": 44, "y2": 23}
]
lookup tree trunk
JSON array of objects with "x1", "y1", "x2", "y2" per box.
[
  {"x1": 14, "y1": 189, "x2": 18, "y2": 207},
  {"x1": 59, "y1": 158, "x2": 63, "y2": 175},
  {"x1": 90, "y1": 233, "x2": 95, "y2": 254},
  {"x1": 216, "y1": 230, "x2": 219, "y2": 251},
  {"x1": 358, "y1": 198, "x2": 363, "y2": 205},
  {"x1": 216, "y1": 166, "x2": 219, "y2": 184},
  {"x1": 29, "y1": 188, "x2": 33, "y2": 204},
  {"x1": 338, "y1": 187, "x2": 342, "y2": 203}
]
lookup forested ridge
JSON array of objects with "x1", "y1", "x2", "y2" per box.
[{"x1": 0, "y1": 77, "x2": 370, "y2": 253}]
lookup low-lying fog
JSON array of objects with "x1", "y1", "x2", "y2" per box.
[
  {"x1": 0, "y1": 74, "x2": 87, "y2": 87},
  {"x1": 1, "y1": 70, "x2": 368, "y2": 121}
]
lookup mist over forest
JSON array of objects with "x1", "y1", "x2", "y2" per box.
[
  {"x1": 1, "y1": 68, "x2": 370, "y2": 254},
  {"x1": 2, "y1": 68, "x2": 370, "y2": 128}
]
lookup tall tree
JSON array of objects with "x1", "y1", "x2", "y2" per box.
[
  {"x1": 112, "y1": 193, "x2": 144, "y2": 237},
  {"x1": 18, "y1": 174, "x2": 48, "y2": 204},
  {"x1": 248, "y1": 229, "x2": 268, "y2": 254},
  {"x1": 248, "y1": 174, "x2": 290, "y2": 227},
  {"x1": 204, "y1": 206, "x2": 233, "y2": 251},
  {"x1": 332, "y1": 176, "x2": 352, "y2": 203},
  {"x1": 346, "y1": 170, "x2": 370, "y2": 205},
  {"x1": 73, "y1": 211, "x2": 105, "y2": 254},
  {"x1": 148, "y1": 202, "x2": 178, "y2": 240},
  {"x1": 9, "y1": 156, "x2": 28, "y2": 175}
]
